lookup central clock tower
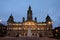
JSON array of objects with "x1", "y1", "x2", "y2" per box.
[{"x1": 27, "y1": 6, "x2": 33, "y2": 21}]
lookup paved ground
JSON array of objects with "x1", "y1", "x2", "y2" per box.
[{"x1": 0, "y1": 37, "x2": 59, "y2": 40}]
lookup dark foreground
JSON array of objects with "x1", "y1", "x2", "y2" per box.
[{"x1": 0, "y1": 37, "x2": 59, "y2": 40}]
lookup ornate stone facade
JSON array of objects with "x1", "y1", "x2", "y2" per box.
[{"x1": 7, "y1": 6, "x2": 53, "y2": 37}]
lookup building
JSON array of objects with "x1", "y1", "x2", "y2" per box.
[
  {"x1": 0, "y1": 23, "x2": 7, "y2": 37},
  {"x1": 53, "y1": 26, "x2": 60, "y2": 38},
  {"x1": 7, "y1": 6, "x2": 53, "y2": 37}
]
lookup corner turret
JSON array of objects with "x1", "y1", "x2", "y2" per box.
[{"x1": 7, "y1": 14, "x2": 14, "y2": 23}]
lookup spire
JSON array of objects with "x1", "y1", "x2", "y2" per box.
[
  {"x1": 46, "y1": 14, "x2": 50, "y2": 20},
  {"x1": 29, "y1": 5, "x2": 31, "y2": 10},
  {"x1": 8, "y1": 13, "x2": 12, "y2": 17},
  {"x1": 46, "y1": 14, "x2": 52, "y2": 22},
  {"x1": 11, "y1": 13, "x2": 12, "y2": 16},
  {"x1": 7, "y1": 14, "x2": 14, "y2": 23}
]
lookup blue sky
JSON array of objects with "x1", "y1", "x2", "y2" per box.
[{"x1": 0, "y1": 0, "x2": 60, "y2": 28}]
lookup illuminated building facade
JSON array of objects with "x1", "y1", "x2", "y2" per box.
[{"x1": 7, "y1": 6, "x2": 53, "y2": 37}]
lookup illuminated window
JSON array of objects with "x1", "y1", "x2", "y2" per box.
[
  {"x1": 24, "y1": 28, "x2": 27, "y2": 30},
  {"x1": 47, "y1": 28, "x2": 49, "y2": 30},
  {"x1": 56, "y1": 29, "x2": 58, "y2": 32},
  {"x1": 16, "y1": 24, "x2": 19, "y2": 25},
  {"x1": 13, "y1": 27, "x2": 19, "y2": 30},
  {"x1": 37, "y1": 28, "x2": 40, "y2": 30},
  {"x1": 19, "y1": 28, "x2": 22, "y2": 30},
  {"x1": 13, "y1": 24, "x2": 15, "y2": 25},
  {"x1": 38, "y1": 24, "x2": 46, "y2": 25},
  {"x1": 8, "y1": 28, "x2": 12, "y2": 30},
  {"x1": 31, "y1": 28, "x2": 36, "y2": 30},
  {"x1": 19, "y1": 24, "x2": 22, "y2": 25},
  {"x1": 23, "y1": 21, "x2": 36, "y2": 25},
  {"x1": 41, "y1": 28, "x2": 44, "y2": 30}
]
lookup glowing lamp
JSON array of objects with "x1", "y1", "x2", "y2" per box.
[
  {"x1": 0, "y1": 19, "x2": 2, "y2": 22},
  {"x1": 48, "y1": 21, "x2": 52, "y2": 24}
]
